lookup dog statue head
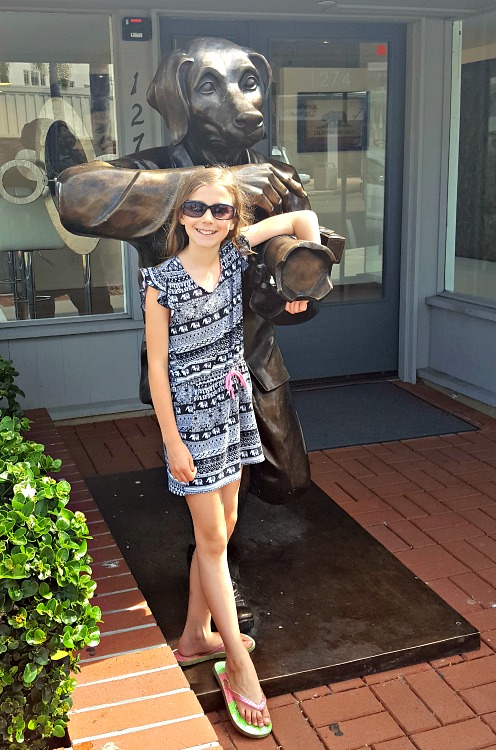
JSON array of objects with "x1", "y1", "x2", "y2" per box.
[{"x1": 147, "y1": 37, "x2": 272, "y2": 161}]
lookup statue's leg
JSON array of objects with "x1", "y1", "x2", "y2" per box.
[
  {"x1": 249, "y1": 378, "x2": 311, "y2": 504},
  {"x1": 227, "y1": 379, "x2": 310, "y2": 630}
]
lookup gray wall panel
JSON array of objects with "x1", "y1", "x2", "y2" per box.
[
  {"x1": 427, "y1": 302, "x2": 496, "y2": 400},
  {"x1": 5, "y1": 329, "x2": 143, "y2": 419}
]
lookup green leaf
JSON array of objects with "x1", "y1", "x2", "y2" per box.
[
  {"x1": 7, "y1": 585, "x2": 22, "y2": 600},
  {"x1": 56, "y1": 548, "x2": 70, "y2": 565},
  {"x1": 73, "y1": 624, "x2": 88, "y2": 641},
  {"x1": 56, "y1": 480, "x2": 71, "y2": 496},
  {"x1": 25, "y1": 628, "x2": 47, "y2": 645},
  {"x1": 50, "y1": 649, "x2": 69, "y2": 661},
  {"x1": 22, "y1": 663, "x2": 38, "y2": 685},
  {"x1": 38, "y1": 582, "x2": 52, "y2": 599},
  {"x1": 62, "y1": 632, "x2": 75, "y2": 649},
  {"x1": 34, "y1": 497, "x2": 49, "y2": 515},
  {"x1": 12, "y1": 528, "x2": 27, "y2": 544},
  {"x1": 23, "y1": 499, "x2": 35, "y2": 515},
  {"x1": 40, "y1": 545, "x2": 55, "y2": 564},
  {"x1": 5, "y1": 565, "x2": 26, "y2": 581},
  {"x1": 76, "y1": 538, "x2": 88, "y2": 558},
  {"x1": 57, "y1": 531, "x2": 71, "y2": 546},
  {"x1": 55, "y1": 516, "x2": 71, "y2": 531},
  {"x1": 52, "y1": 724, "x2": 66, "y2": 738},
  {"x1": 61, "y1": 610, "x2": 77, "y2": 625},
  {"x1": 21, "y1": 579, "x2": 38, "y2": 597},
  {"x1": 85, "y1": 628, "x2": 101, "y2": 647},
  {"x1": 34, "y1": 648, "x2": 50, "y2": 665}
]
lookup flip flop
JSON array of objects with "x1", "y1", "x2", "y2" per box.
[
  {"x1": 173, "y1": 634, "x2": 255, "y2": 667},
  {"x1": 213, "y1": 660, "x2": 272, "y2": 739}
]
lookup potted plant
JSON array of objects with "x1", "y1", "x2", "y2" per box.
[{"x1": 0, "y1": 413, "x2": 101, "y2": 749}]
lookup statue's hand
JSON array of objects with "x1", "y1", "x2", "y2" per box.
[{"x1": 231, "y1": 163, "x2": 307, "y2": 214}]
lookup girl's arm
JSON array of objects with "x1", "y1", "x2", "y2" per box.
[
  {"x1": 243, "y1": 210, "x2": 321, "y2": 315},
  {"x1": 145, "y1": 287, "x2": 197, "y2": 483},
  {"x1": 242, "y1": 209, "x2": 321, "y2": 248}
]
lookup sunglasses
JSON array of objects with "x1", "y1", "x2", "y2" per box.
[{"x1": 181, "y1": 200, "x2": 236, "y2": 221}]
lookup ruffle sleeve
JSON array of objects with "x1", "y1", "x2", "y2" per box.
[{"x1": 139, "y1": 264, "x2": 169, "y2": 312}]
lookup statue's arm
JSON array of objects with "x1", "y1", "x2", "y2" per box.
[
  {"x1": 56, "y1": 160, "x2": 195, "y2": 241},
  {"x1": 56, "y1": 158, "x2": 313, "y2": 241}
]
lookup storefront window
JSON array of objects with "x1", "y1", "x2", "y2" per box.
[
  {"x1": 446, "y1": 10, "x2": 496, "y2": 303},
  {"x1": 0, "y1": 12, "x2": 125, "y2": 321},
  {"x1": 270, "y1": 38, "x2": 388, "y2": 303}
]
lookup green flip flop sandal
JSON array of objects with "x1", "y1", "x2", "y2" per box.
[{"x1": 213, "y1": 660, "x2": 272, "y2": 739}]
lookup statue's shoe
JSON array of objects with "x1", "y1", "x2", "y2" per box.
[{"x1": 233, "y1": 580, "x2": 255, "y2": 633}]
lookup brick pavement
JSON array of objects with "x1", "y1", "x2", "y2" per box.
[{"x1": 40, "y1": 381, "x2": 496, "y2": 748}]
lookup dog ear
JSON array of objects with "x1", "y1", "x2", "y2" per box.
[
  {"x1": 146, "y1": 51, "x2": 193, "y2": 145},
  {"x1": 247, "y1": 51, "x2": 272, "y2": 101}
]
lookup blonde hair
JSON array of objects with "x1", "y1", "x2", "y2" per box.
[{"x1": 165, "y1": 165, "x2": 253, "y2": 258}]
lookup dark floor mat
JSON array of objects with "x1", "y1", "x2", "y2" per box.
[
  {"x1": 86, "y1": 467, "x2": 479, "y2": 711},
  {"x1": 291, "y1": 381, "x2": 476, "y2": 451}
]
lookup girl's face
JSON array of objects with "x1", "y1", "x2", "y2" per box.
[{"x1": 179, "y1": 184, "x2": 236, "y2": 251}]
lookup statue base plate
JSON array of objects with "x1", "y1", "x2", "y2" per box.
[{"x1": 86, "y1": 468, "x2": 479, "y2": 711}]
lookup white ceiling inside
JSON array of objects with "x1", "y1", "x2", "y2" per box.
[{"x1": 1, "y1": 0, "x2": 496, "y2": 20}]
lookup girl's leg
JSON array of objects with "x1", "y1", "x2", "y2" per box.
[
  {"x1": 177, "y1": 482, "x2": 241, "y2": 655},
  {"x1": 185, "y1": 481, "x2": 270, "y2": 728}
]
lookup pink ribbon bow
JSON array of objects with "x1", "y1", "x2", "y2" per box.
[{"x1": 225, "y1": 369, "x2": 247, "y2": 399}]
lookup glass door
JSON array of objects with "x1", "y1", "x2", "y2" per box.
[{"x1": 160, "y1": 19, "x2": 406, "y2": 380}]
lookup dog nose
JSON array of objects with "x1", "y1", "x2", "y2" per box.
[{"x1": 233, "y1": 111, "x2": 264, "y2": 132}]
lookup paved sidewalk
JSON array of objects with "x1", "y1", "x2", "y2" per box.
[{"x1": 40, "y1": 381, "x2": 496, "y2": 749}]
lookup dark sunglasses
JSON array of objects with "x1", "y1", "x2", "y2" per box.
[{"x1": 181, "y1": 200, "x2": 236, "y2": 220}]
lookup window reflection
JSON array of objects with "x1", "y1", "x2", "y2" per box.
[
  {"x1": 270, "y1": 39, "x2": 388, "y2": 303},
  {"x1": 0, "y1": 14, "x2": 124, "y2": 322},
  {"x1": 451, "y1": 11, "x2": 496, "y2": 303}
]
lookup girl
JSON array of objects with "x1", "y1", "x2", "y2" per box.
[{"x1": 142, "y1": 165, "x2": 320, "y2": 739}]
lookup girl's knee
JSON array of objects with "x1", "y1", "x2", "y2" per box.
[{"x1": 195, "y1": 527, "x2": 228, "y2": 558}]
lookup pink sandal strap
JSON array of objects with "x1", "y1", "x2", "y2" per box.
[
  {"x1": 228, "y1": 683, "x2": 267, "y2": 711},
  {"x1": 175, "y1": 643, "x2": 224, "y2": 661},
  {"x1": 174, "y1": 635, "x2": 255, "y2": 666}
]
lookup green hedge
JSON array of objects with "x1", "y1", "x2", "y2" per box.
[{"x1": 0, "y1": 415, "x2": 101, "y2": 749}]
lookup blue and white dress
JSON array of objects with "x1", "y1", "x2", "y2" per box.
[{"x1": 140, "y1": 236, "x2": 264, "y2": 496}]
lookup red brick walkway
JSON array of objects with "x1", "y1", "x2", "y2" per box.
[{"x1": 36, "y1": 381, "x2": 496, "y2": 749}]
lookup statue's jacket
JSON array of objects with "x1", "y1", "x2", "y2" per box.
[{"x1": 56, "y1": 148, "x2": 313, "y2": 393}]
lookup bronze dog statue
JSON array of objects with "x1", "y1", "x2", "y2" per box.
[
  {"x1": 57, "y1": 38, "x2": 343, "y2": 507},
  {"x1": 147, "y1": 38, "x2": 272, "y2": 166}
]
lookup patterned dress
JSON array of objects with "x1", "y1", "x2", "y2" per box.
[{"x1": 140, "y1": 236, "x2": 264, "y2": 496}]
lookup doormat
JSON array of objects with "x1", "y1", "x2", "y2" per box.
[
  {"x1": 85, "y1": 467, "x2": 479, "y2": 711},
  {"x1": 291, "y1": 381, "x2": 476, "y2": 451}
]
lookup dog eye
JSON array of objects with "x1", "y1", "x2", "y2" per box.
[
  {"x1": 198, "y1": 80, "x2": 216, "y2": 95},
  {"x1": 242, "y1": 75, "x2": 259, "y2": 92}
]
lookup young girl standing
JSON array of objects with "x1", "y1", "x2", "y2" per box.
[{"x1": 141, "y1": 165, "x2": 320, "y2": 739}]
